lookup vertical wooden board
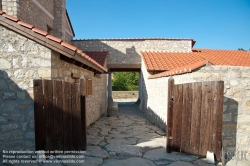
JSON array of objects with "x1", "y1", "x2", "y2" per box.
[
  {"x1": 71, "y1": 83, "x2": 82, "y2": 150},
  {"x1": 53, "y1": 80, "x2": 64, "y2": 151},
  {"x1": 63, "y1": 82, "x2": 73, "y2": 150},
  {"x1": 199, "y1": 81, "x2": 212, "y2": 156},
  {"x1": 80, "y1": 77, "x2": 87, "y2": 150},
  {"x1": 186, "y1": 83, "x2": 193, "y2": 154},
  {"x1": 86, "y1": 79, "x2": 93, "y2": 96},
  {"x1": 215, "y1": 81, "x2": 224, "y2": 160},
  {"x1": 190, "y1": 82, "x2": 202, "y2": 155},
  {"x1": 166, "y1": 78, "x2": 174, "y2": 152},
  {"x1": 172, "y1": 84, "x2": 183, "y2": 152},
  {"x1": 180, "y1": 83, "x2": 188, "y2": 153},
  {"x1": 34, "y1": 80, "x2": 45, "y2": 150},
  {"x1": 81, "y1": 96, "x2": 87, "y2": 150},
  {"x1": 209, "y1": 81, "x2": 218, "y2": 154},
  {"x1": 43, "y1": 80, "x2": 54, "y2": 151}
]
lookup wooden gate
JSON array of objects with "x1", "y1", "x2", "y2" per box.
[
  {"x1": 34, "y1": 78, "x2": 87, "y2": 152},
  {"x1": 166, "y1": 78, "x2": 224, "y2": 160}
]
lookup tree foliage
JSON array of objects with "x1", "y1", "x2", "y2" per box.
[{"x1": 112, "y1": 72, "x2": 139, "y2": 91}]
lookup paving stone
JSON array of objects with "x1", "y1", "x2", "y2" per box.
[
  {"x1": 143, "y1": 148, "x2": 197, "y2": 162},
  {"x1": 101, "y1": 157, "x2": 156, "y2": 166},
  {"x1": 99, "y1": 141, "x2": 107, "y2": 147},
  {"x1": 168, "y1": 161, "x2": 195, "y2": 166},
  {"x1": 192, "y1": 158, "x2": 216, "y2": 166},
  {"x1": 84, "y1": 156, "x2": 103, "y2": 166},
  {"x1": 137, "y1": 137, "x2": 166, "y2": 149},
  {"x1": 107, "y1": 138, "x2": 137, "y2": 145},
  {"x1": 105, "y1": 144, "x2": 142, "y2": 157},
  {"x1": 87, "y1": 136, "x2": 104, "y2": 145},
  {"x1": 154, "y1": 160, "x2": 171, "y2": 165},
  {"x1": 86, "y1": 146, "x2": 109, "y2": 159}
]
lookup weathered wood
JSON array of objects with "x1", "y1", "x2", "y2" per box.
[
  {"x1": 199, "y1": 81, "x2": 212, "y2": 155},
  {"x1": 43, "y1": 80, "x2": 54, "y2": 152},
  {"x1": 166, "y1": 77, "x2": 174, "y2": 153},
  {"x1": 63, "y1": 82, "x2": 73, "y2": 150},
  {"x1": 172, "y1": 84, "x2": 183, "y2": 151},
  {"x1": 169, "y1": 80, "x2": 223, "y2": 161},
  {"x1": 80, "y1": 78, "x2": 87, "y2": 150},
  {"x1": 34, "y1": 80, "x2": 45, "y2": 150},
  {"x1": 190, "y1": 82, "x2": 202, "y2": 155},
  {"x1": 181, "y1": 83, "x2": 192, "y2": 153},
  {"x1": 86, "y1": 79, "x2": 93, "y2": 96},
  {"x1": 215, "y1": 81, "x2": 224, "y2": 160},
  {"x1": 71, "y1": 83, "x2": 82, "y2": 150},
  {"x1": 53, "y1": 80, "x2": 64, "y2": 151}
]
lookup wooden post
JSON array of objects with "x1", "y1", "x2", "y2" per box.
[
  {"x1": 167, "y1": 77, "x2": 174, "y2": 153},
  {"x1": 80, "y1": 78, "x2": 87, "y2": 150}
]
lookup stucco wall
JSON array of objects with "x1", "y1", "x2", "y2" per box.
[
  {"x1": 141, "y1": 63, "x2": 250, "y2": 157},
  {"x1": 73, "y1": 39, "x2": 192, "y2": 69},
  {"x1": 0, "y1": 25, "x2": 107, "y2": 151}
]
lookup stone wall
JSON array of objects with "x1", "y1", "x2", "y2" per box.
[
  {"x1": 141, "y1": 63, "x2": 250, "y2": 157},
  {"x1": 73, "y1": 39, "x2": 192, "y2": 69},
  {"x1": 1, "y1": 0, "x2": 19, "y2": 16},
  {"x1": 0, "y1": 25, "x2": 107, "y2": 151},
  {"x1": 51, "y1": 51, "x2": 107, "y2": 126},
  {"x1": 0, "y1": 25, "x2": 52, "y2": 151}
]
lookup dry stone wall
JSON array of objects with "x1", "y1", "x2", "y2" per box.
[
  {"x1": 73, "y1": 39, "x2": 192, "y2": 69},
  {"x1": 141, "y1": 63, "x2": 250, "y2": 157}
]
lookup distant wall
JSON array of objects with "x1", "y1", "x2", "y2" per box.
[
  {"x1": 73, "y1": 39, "x2": 192, "y2": 69},
  {"x1": 141, "y1": 63, "x2": 250, "y2": 155}
]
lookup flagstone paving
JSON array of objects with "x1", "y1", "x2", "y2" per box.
[
  {"x1": 4, "y1": 99, "x2": 247, "y2": 166},
  {"x1": 80, "y1": 100, "x2": 219, "y2": 166}
]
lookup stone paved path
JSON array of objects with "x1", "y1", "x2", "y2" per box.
[
  {"x1": 4, "y1": 99, "x2": 248, "y2": 166},
  {"x1": 81, "y1": 99, "x2": 218, "y2": 166}
]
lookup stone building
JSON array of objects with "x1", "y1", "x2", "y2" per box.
[
  {"x1": 0, "y1": 4, "x2": 108, "y2": 150},
  {"x1": 0, "y1": 0, "x2": 249, "y2": 160}
]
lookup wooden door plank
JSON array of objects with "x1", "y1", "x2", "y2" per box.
[
  {"x1": 80, "y1": 78, "x2": 87, "y2": 150},
  {"x1": 43, "y1": 80, "x2": 54, "y2": 152},
  {"x1": 199, "y1": 81, "x2": 212, "y2": 156},
  {"x1": 181, "y1": 83, "x2": 192, "y2": 153},
  {"x1": 172, "y1": 84, "x2": 183, "y2": 152},
  {"x1": 166, "y1": 77, "x2": 174, "y2": 152},
  {"x1": 190, "y1": 82, "x2": 202, "y2": 155},
  {"x1": 53, "y1": 80, "x2": 64, "y2": 151},
  {"x1": 215, "y1": 81, "x2": 224, "y2": 160},
  {"x1": 63, "y1": 82, "x2": 73, "y2": 150},
  {"x1": 71, "y1": 83, "x2": 82, "y2": 150},
  {"x1": 34, "y1": 79, "x2": 45, "y2": 150}
]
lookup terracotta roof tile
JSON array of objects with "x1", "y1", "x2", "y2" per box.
[
  {"x1": 149, "y1": 60, "x2": 207, "y2": 79},
  {"x1": 61, "y1": 42, "x2": 77, "y2": 51},
  {"x1": 32, "y1": 28, "x2": 48, "y2": 36},
  {"x1": 2, "y1": 13, "x2": 20, "y2": 22},
  {"x1": 0, "y1": 10, "x2": 107, "y2": 73},
  {"x1": 144, "y1": 49, "x2": 250, "y2": 79},
  {"x1": 17, "y1": 21, "x2": 34, "y2": 29},
  {"x1": 46, "y1": 35, "x2": 63, "y2": 43}
]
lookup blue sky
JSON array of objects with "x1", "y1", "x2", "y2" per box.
[{"x1": 67, "y1": 0, "x2": 250, "y2": 50}]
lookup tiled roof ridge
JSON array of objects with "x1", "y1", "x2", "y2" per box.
[
  {"x1": 0, "y1": 10, "x2": 107, "y2": 72},
  {"x1": 149, "y1": 60, "x2": 207, "y2": 79}
]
